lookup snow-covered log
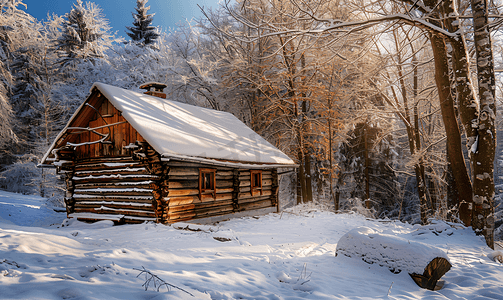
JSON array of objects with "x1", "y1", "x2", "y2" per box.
[{"x1": 336, "y1": 227, "x2": 451, "y2": 290}]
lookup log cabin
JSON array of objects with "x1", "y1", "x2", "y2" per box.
[{"x1": 40, "y1": 82, "x2": 296, "y2": 224}]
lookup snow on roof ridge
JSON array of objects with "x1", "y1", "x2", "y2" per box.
[{"x1": 92, "y1": 82, "x2": 238, "y2": 118}]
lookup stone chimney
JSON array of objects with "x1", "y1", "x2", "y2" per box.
[{"x1": 139, "y1": 82, "x2": 167, "y2": 99}]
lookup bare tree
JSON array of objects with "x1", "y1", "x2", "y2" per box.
[
  {"x1": 200, "y1": 0, "x2": 384, "y2": 206},
  {"x1": 208, "y1": 0, "x2": 498, "y2": 248}
]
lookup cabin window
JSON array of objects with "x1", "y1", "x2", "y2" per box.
[
  {"x1": 250, "y1": 170, "x2": 263, "y2": 195},
  {"x1": 199, "y1": 168, "x2": 216, "y2": 199}
]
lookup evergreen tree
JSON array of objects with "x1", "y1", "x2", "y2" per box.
[
  {"x1": 336, "y1": 121, "x2": 400, "y2": 218},
  {"x1": 126, "y1": 0, "x2": 159, "y2": 45},
  {"x1": 0, "y1": 0, "x2": 36, "y2": 165},
  {"x1": 55, "y1": 0, "x2": 114, "y2": 66}
]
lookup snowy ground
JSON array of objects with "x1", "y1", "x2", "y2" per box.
[{"x1": 0, "y1": 190, "x2": 502, "y2": 300}]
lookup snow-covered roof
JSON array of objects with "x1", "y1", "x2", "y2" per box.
[{"x1": 43, "y1": 82, "x2": 295, "y2": 167}]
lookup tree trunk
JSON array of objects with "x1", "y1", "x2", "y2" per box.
[
  {"x1": 304, "y1": 153, "x2": 313, "y2": 202},
  {"x1": 470, "y1": 0, "x2": 496, "y2": 249},
  {"x1": 364, "y1": 127, "x2": 370, "y2": 209},
  {"x1": 428, "y1": 32, "x2": 474, "y2": 225},
  {"x1": 297, "y1": 150, "x2": 306, "y2": 204},
  {"x1": 393, "y1": 40, "x2": 430, "y2": 223},
  {"x1": 440, "y1": 0, "x2": 478, "y2": 227}
]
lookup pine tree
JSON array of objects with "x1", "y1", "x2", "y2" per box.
[
  {"x1": 126, "y1": 0, "x2": 159, "y2": 45},
  {"x1": 55, "y1": 0, "x2": 114, "y2": 66}
]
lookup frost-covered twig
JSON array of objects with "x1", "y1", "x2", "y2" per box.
[
  {"x1": 134, "y1": 266, "x2": 194, "y2": 297},
  {"x1": 296, "y1": 263, "x2": 311, "y2": 285}
]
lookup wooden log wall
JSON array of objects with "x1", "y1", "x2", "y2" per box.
[
  {"x1": 56, "y1": 148, "x2": 76, "y2": 215},
  {"x1": 67, "y1": 156, "x2": 158, "y2": 224},
  {"x1": 163, "y1": 161, "x2": 277, "y2": 223},
  {"x1": 132, "y1": 142, "x2": 168, "y2": 223},
  {"x1": 54, "y1": 141, "x2": 168, "y2": 224},
  {"x1": 236, "y1": 170, "x2": 274, "y2": 212}
]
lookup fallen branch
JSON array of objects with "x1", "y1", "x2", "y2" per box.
[{"x1": 134, "y1": 266, "x2": 194, "y2": 297}]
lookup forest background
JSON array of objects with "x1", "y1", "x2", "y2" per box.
[{"x1": 1, "y1": 0, "x2": 503, "y2": 248}]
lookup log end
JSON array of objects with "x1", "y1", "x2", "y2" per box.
[{"x1": 409, "y1": 257, "x2": 452, "y2": 290}]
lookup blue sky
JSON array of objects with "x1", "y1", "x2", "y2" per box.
[{"x1": 21, "y1": 0, "x2": 221, "y2": 38}]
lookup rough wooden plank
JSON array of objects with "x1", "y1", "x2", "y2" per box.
[
  {"x1": 237, "y1": 195, "x2": 272, "y2": 205},
  {"x1": 167, "y1": 177, "x2": 238, "y2": 188},
  {"x1": 167, "y1": 175, "x2": 199, "y2": 181},
  {"x1": 165, "y1": 196, "x2": 201, "y2": 206},
  {"x1": 74, "y1": 162, "x2": 144, "y2": 172},
  {"x1": 169, "y1": 199, "x2": 233, "y2": 210},
  {"x1": 168, "y1": 204, "x2": 196, "y2": 213},
  {"x1": 75, "y1": 203, "x2": 154, "y2": 212},
  {"x1": 237, "y1": 199, "x2": 273, "y2": 211},
  {"x1": 75, "y1": 156, "x2": 137, "y2": 165},
  {"x1": 193, "y1": 204, "x2": 234, "y2": 215},
  {"x1": 167, "y1": 189, "x2": 199, "y2": 197},
  {"x1": 216, "y1": 181, "x2": 234, "y2": 188},
  {"x1": 75, "y1": 200, "x2": 153, "y2": 207},
  {"x1": 62, "y1": 92, "x2": 104, "y2": 148},
  {"x1": 240, "y1": 185, "x2": 272, "y2": 193},
  {"x1": 168, "y1": 197, "x2": 199, "y2": 207},
  {"x1": 72, "y1": 175, "x2": 160, "y2": 185},
  {"x1": 168, "y1": 211, "x2": 196, "y2": 220},
  {"x1": 169, "y1": 168, "x2": 199, "y2": 176},
  {"x1": 74, "y1": 189, "x2": 153, "y2": 196},
  {"x1": 216, "y1": 187, "x2": 234, "y2": 194},
  {"x1": 206, "y1": 193, "x2": 232, "y2": 202},
  {"x1": 194, "y1": 205, "x2": 234, "y2": 218},
  {"x1": 74, "y1": 207, "x2": 156, "y2": 218},
  {"x1": 168, "y1": 181, "x2": 199, "y2": 189},
  {"x1": 196, "y1": 200, "x2": 233, "y2": 209},
  {"x1": 73, "y1": 195, "x2": 153, "y2": 202},
  {"x1": 216, "y1": 171, "x2": 233, "y2": 176},
  {"x1": 239, "y1": 181, "x2": 251, "y2": 187},
  {"x1": 74, "y1": 182, "x2": 153, "y2": 190},
  {"x1": 238, "y1": 189, "x2": 272, "y2": 200},
  {"x1": 74, "y1": 168, "x2": 151, "y2": 178}
]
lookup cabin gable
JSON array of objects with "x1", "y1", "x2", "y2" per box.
[{"x1": 49, "y1": 90, "x2": 146, "y2": 161}]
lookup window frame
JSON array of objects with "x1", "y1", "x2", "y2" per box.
[
  {"x1": 199, "y1": 168, "x2": 217, "y2": 200},
  {"x1": 250, "y1": 170, "x2": 263, "y2": 196}
]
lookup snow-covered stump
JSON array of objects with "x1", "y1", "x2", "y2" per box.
[{"x1": 336, "y1": 227, "x2": 451, "y2": 290}]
